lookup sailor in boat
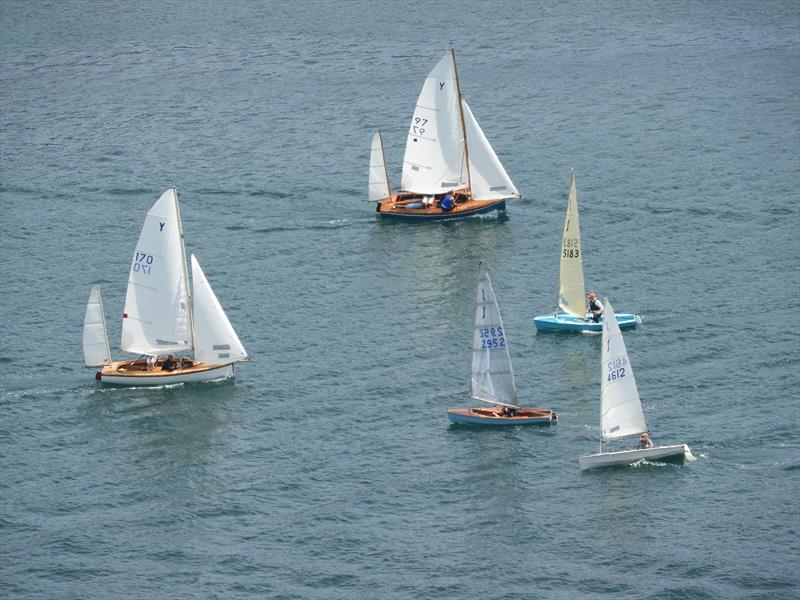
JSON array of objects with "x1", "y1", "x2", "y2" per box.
[
  {"x1": 637, "y1": 432, "x2": 654, "y2": 449},
  {"x1": 441, "y1": 193, "x2": 455, "y2": 212},
  {"x1": 587, "y1": 292, "x2": 604, "y2": 323},
  {"x1": 146, "y1": 354, "x2": 157, "y2": 371},
  {"x1": 162, "y1": 354, "x2": 178, "y2": 372}
]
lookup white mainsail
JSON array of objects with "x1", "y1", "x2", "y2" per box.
[
  {"x1": 190, "y1": 255, "x2": 248, "y2": 365},
  {"x1": 558, "y1": 174, "x2": 586, "y2": 318},
  {"x1": 470, "y1": 263, "x2": 517, "y2": 406},
  {"x1": 600, "y1": 300, "x2": 647, "y2": 441},
  {"x1": 368, "y1": 131, "x2": 392, "y2": 202},
  {"x1": 461, "y1": 99, "x2": 519, "y2": 201},
  {"x1": 120, "y1": 188, "x2": 192, "y2": 356},
  {"x1": 400, "y1": 51, "x2": 468, "y2": 195},
  {"x1": 83, "y1": 285, "x2": 111, "y2": 367}
]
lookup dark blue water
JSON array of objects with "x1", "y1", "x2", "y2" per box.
[{"x1": 2, "y1": 1, "x2": 798, "y2": 598}]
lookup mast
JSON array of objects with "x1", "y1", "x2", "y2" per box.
[
  {"x1": 451, "y1": 48, "x2": 472, "y2": 194},
  {"x1": 173, "y1": 188, "x2": 195, "y2": 351}
]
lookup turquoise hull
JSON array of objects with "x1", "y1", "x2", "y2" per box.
[{"x1": 533, "y1": 312, "x2": 639, "y2": 332}]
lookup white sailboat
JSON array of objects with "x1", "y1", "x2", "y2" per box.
[
  {"x1": 534, "y1": 173, "x2": 639, "y2": 331},
  {"x1": 82, "y1": 188, "x2": 248, "y2": 385},
  {"x1": 370, "y1": 50, "x2": 520, "y2": 220},
  {"x1": 579, "y1": 299, "x2": 690, "y2": 469},
  {"x1": 447, "y1": 262, "x2": 557, "y2": 425}
]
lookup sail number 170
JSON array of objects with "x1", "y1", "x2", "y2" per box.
[{"x1": 132, "y1": 251, "x2": 154, "y2": 275}]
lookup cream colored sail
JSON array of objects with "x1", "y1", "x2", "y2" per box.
[
  {"x1": 600, "y1": 300, "x2": 647, "y2": 441},
  {"x1": 400, "y1": 51, "x2": 468, "y2": 195},
  {"x1": 461, "y1": 99, "x2": 519, "y2": 201},
  {"x1": 83, "y1": 285, "x2": 111, "y2": 367},
  {"x1": 470, "y1": 263, "x2": 517, "y2": 406},
  {"x1": 120, "y1": 188, "x2": 192, "y2": 356},
  {"x1": 191, "y1": 255, "x2": 248, "y2": 365},
  {"x1": 558, "y1": 174, "x2": 586, "y2": 318},
  {"x1": 368, "y1": 131, "x2": 392, "y2": 202}
]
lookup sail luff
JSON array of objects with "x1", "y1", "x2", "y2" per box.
[
  {"x1": 558, "y1": 173, "x2": 586, "y2": 317},
  {"x1": 600, "y1": 300, "x2": 647, "y2": 441},
  {"x1": 174, "y1": 188, "x2": 194, "y2": 351},
  {"x1": 451, "y1": 48, "x2": 472, "y2": 193}
]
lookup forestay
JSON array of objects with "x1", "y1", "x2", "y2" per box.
[
  {"x1": 461, "y1": 100, "x2": 519, "y2": 201},
  {"x1": 470, "y1": 263, "x2": 517, "y2": 406},
  {"x1": 190, "y1": 255, "x2": 248, "y2": 365},
  {"x1": 120, "y1": 188, "x2": 192, "y2": 356},
  {"x1": 400, "y1": 51, "x2": 468, "y2": 195},
  {"x1": 558, "y1": 174, "x2": 586, "y2": 317},
  {"x1": 368, "y1": 131, "x2": 392, "y2": 202},
  {"x1": 600, "y1": 300, "x2": 647, "y2": 441},
  {"x1": 83, "y1": 285, "x2": 111, "y2": 367}
]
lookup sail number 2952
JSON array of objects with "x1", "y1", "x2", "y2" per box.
[
  {"x1": 132, "y1": 251, "x2": 154, "y2": 275},
  {"x1": 606, "y1": 357, "x2": 628, "y2": 381},
  {"x1": 479, "y1": 327, "x2": 506, "y2": 349}
]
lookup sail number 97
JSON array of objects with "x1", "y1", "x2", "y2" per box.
[
  {"x1": 132, "y1": 251, "x2": 154, "y2": 275},
  {"x1": 411, "y1": 117, "x2": 428, "y2": 136},
  {"x1": 606, "y1": 357, "x2": 628, "y2": 381},
  {"x1": 479, "y1": 327, "x2": 506, "y2": 349}
]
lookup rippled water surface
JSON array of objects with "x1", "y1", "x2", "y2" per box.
[{"x1": 1, "y1": 1, "x2": 798, "y2": 598}]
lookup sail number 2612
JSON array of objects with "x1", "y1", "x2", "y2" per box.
[
  {"x1": 479, "y1": 327, "x2": 506, "y2": 349},
  {"x1": 132, "y1": 251, "x2": 154, "y2": 275},
  {"x1": 607, "y1": 357, "x2": 628, "y2": 381}
]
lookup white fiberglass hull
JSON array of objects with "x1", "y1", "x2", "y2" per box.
[
  {"x1": 99, "y1": 362, "x2": 234, "y2": 386},
  {"x1": 579, "y1": 444, "x2": 691, "y2": 470}
]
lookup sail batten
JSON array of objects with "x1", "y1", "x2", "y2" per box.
[
  {"x1": 558, "y1": 174, "x2": 586, "y2": 318},
  {"x1": 470, "y1": 263, "x2": 517, "y2": 406},
  {"x1": 600, "y1": 300, "x2": 647, "y2": 441}
]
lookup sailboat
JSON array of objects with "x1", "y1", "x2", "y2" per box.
[
  {"x1": 82, "y1": 188, "x2": 249, "y2": 385},
  {"x1": 579, "y1": 299, "x2": 690, "y2": 469},
  {"x1": 369, "y1": 50, "x2": 520, "y2": 220},
  {"x1": 534, "y1": 173, "x2": 639, "y2": 331},
  {"x1": 447, "y1": 262, "x2": 557, "y2": 425}
]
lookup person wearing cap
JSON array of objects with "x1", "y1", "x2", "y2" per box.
[
  {"x1": 637, "y1": 432, "x2": 653, "y2": 449},
  {"x1": 587, "y1": 292, "x2": 604, "y2": 322}
]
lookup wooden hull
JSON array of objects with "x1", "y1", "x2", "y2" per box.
[
  {"x1": 377, "y1": 196, "x2": 507, "y2": 221},
  {"x1": 447, "y1": 407, "x2": 557, "y2": 426},
  {"x1": 534, "y1": 312, "x2": 639, "y2": 332},
  {"x1": 578, "y1": 444, "x2": 690, "y2": 470},
  {"x1": 98, "y1": 360, "x2": 234, "y2": 386}
]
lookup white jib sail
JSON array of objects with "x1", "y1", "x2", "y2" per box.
[
  {"x1": 190, "y1": 255, "x2": 248, "y2": 365},
  {"x1": 600, "y1": 300, "x2": 647, "y2": 441},
  {"x1": 400, "y1": 51, "x2": 468, "y2": 195},
  {"x1": 470, "y1": 263, "x2": 518, "y2": 406},
  {"x1": 461, "y1": 99, "x2": 520, "y2": 201},
  {"x1": 83, "y1": 285, "x2": 111, "y2": 367},
  {"x1": 558, "y1": 174, "x2": 586, "y2": 317},
  {"x1": 120, "y1": 188, "x2": 192, "y2": 356},
  {"x1": 368, "y1": 131, "x2": 392, "y2": 202}
]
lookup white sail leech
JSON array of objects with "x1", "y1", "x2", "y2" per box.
[
  {"x1": 470, "y1": 263, "x2": 518, "y2": 407},
  {"x1": 400, "y1": 52, "x2": 468, "y2": 195},
  {"x1": 83, "y1": 285, "x2": 111, "y2": 367},
  {"x1": 120, "y1": 188, "x2": 192, "y2": 356},
  {"x1": 368, "y1": 131, "x2": 392, "y2": 202},
  {"x1": 190, "y1": 255, "x2": 248, "y2": 366},
  {"x1": 600, "y1": 300, "x2": 647, "y2": 441},
  {"x1": 558, "y1": 174, "x2": 586, "y2": 318},
  {"x1": 461, "y1": 99, "x2": 519, "y2": 201}
]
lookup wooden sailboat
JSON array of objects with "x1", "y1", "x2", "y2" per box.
[
  {"x1": 447, "y1": 262, "x2": 557, "y2": 425},
  {"x1": 579, "y1": 299, "x2": 690, "y2": 469},
  {"x1": 369, "y1": 50, "x2": 520, "y2": 220},
  {"x1": 534, "y1": 173, "x2": 639, "y2": 331},
  {"x1": 82, "y1": 188, "x2": 249, "y2": 385}
]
